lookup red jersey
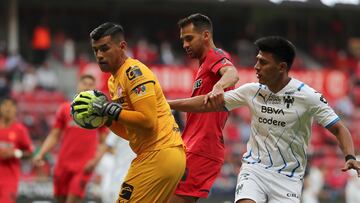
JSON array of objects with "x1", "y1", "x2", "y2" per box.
[
  {"x1": 0, "y1": 122, "x2": 33, "y2": 184},
  {"x1": 182, "y1": 48, "x2": 234, "y2": 162},
  {"x1": 53, "y1": 102, "x2": 107, "y2": 171}
]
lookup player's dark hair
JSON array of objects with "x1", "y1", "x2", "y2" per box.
[
  {"x1": 79, "y1": 74, "x2": 95, "y2": 82},
  {"x1": 90, "y1": 22, "x2": 125, "y2": 42},
  {"x1": 254, "y1": 36, "x2": 296, "y2": 70},
  {"x1": 0, "y1": 97, "x2": 17, "y2": 106},
  {"x1": 178, "y1": 13, "x2": 213, "y2": 34}
]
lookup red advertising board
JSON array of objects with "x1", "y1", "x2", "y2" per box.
[{"x1": 81, "y1": 63, "x2": 349, "y2": 102}]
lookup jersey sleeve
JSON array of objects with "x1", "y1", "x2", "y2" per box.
[
  {"x1": 206, "y1": 49, "x2": 234, "y2": 75},
  {"x1": 17, "y1": 124, "x2": 33, "y2": 152},
  {"x1": 224, "y1": 83, "x2": 253, "y2": 111},
  {"x1": 124, "y1": 65, "x2": 156, "y2": 104},
  {"x1": 307, "y1": 89, "x2": 339, "y2": 128},
  {"x1": 52, "y1": 103, "x2": 67, "y2": 129},
  {"x1": 211, "y1": 57, "x2": 234, "y2": 75}
]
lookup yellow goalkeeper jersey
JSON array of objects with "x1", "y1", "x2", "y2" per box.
[{"x1": 108, "y1": 57, "x2": 183, "y2": 154}]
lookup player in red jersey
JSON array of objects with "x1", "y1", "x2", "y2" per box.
[
  {"x1": 168, "y1": 13, "x2": 239, "y2": 203},
  {"x1": 0, "y1": 97, "x2": 33, "y2": 203},
  {"x1": 33, "y1": 75, "x2": 108, "y2": 203}
]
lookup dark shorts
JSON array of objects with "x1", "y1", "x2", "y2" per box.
[{"x1": 174, "y1": 152, "x2": 223, "y2": 198}]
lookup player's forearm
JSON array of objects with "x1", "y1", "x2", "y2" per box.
[
  {"x1": 38, "y1": 129, "x2": 60, "y2": 157},
  {"x1": 329, "y1": 121, "x2": 355, "y2": 156},
  {"x1": 216, "y1": 66, "x2": 239, "y2": 89},
  {"x1": 168, "y1": 96, "x2": 219, "y2": 112},
  {"x1": 92, "y1": 144, "x2": 111, "y2": 165}
]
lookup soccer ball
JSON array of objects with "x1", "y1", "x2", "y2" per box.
[{"x1": 71, "y1": 90, "x2": 107, "y2": 129}]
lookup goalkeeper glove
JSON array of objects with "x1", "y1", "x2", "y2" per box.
[{"x1": 71, "y1": 90, "x2": 122, "y2": 121}]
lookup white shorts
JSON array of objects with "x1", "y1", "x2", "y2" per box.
[{"x1": 234, "y1": 164, "x2": 303, "y2": 203}]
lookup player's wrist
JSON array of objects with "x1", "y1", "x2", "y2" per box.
[
  {"x1": 104, "y1": 102, "x2": 122, "y2": 121},
  {"x1": 14, "y1": 149, "x2": 23, "y2": 159},
  {"x1": 345, "y1": 154, "x2": 356, "y2": 162}
]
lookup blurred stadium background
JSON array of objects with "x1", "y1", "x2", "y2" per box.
[{"x1": 1, "y1": 0, "x2": 360, "y2": 202}]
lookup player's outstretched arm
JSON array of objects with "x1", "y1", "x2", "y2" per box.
[
  {"x1": 168, "y1": 94, "x2": 225, "y2": 113},
  {"x1": 327, "y1": 121, "x2": 360, "y2": 177},
  {"x1": 205, "y1": 66, "x2": 238, "y2": 104},
  {"x1": 33, "y1": 128, "x2": 61, "y2": 166},
  {"x1": 216, "y1": 66, "x2": 239, "y2": 89}
]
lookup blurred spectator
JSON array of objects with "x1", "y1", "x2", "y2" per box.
[
  {"x1": 35, "y1": 63, "x2": 58, "y2": 91},
  {"x1": 63, "y1": 38, "x2": 75, "y2": 66},
  {"x1": 132, "y1": 38, "x2": 158, "y2": 64},
  {"x1": 0, "y1": 72, "x2": 11, "y2": 98},
  {"x1": 160, "y1": 41, "x2": 175, "y2": 65},
  {"x1": 31, "y1": 25, "x2": 51, "y2": 66}
]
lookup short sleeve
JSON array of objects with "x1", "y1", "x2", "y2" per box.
[
  {"x1": 17, "y1": 124, "x2": 33, "y2": 152},
  {"x1": 124, "y1": 65, "x2": 156, "y2": 103},
  {"x1": 52, "y1": 103, "x2": 67, "y2": 129},
  {"x1": 224, "y1": 83, "x2": 253, "y2": 111},
  {"x1": 307, "y1": 90, "x2": 339, "y2": 128},
  {"x1": 211, "y1": 57, "x2": 234, "y2": 75}
]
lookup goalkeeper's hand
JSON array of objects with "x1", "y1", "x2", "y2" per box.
[{"x1": 71, "y1": 90, "x2": 122, "y2": 121}]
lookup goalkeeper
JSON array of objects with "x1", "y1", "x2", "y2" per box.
[{"x1": 72, "y1": 22, "x2": 186, "y2": 203}]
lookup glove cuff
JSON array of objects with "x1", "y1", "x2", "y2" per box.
[{"x1": 104, "y1": 102, "x2": 122, "y2": 121}]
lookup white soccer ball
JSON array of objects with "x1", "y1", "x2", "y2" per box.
[{"x1": 71, "y1": 90, "x2": 107, "y2": 129}]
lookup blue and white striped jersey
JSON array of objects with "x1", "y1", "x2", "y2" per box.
[{"x1": 224, "y1": 78, "x2": 339, "y2": 179}]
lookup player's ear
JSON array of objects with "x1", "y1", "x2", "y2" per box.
[
  {"x1": 119, "y1": 41, "x2": 127, "y2": 50},
  {"x1": 203, "y1": 30, "x2": 211, "y2": 41},
  {"x1": 279, "y1": 62, "x2": 288, "y2": 73}
]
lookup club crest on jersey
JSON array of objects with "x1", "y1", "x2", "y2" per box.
[
  {"x1": 193, "y1": 79, "x2": 202, "y2": 90},
  {"x1": 126, "y1": 66, "x2": 143, "y2": 80},
  {"x1": 133, "y1": 85, "x2": 146, "y2": 96},
  {"x1": 283, "y1": 96, "x2": 294, "y2": 108}
]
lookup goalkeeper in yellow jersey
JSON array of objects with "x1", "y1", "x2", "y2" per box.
[{"x1": 72, "y1": 22, "x2": 186, "y2": 203}]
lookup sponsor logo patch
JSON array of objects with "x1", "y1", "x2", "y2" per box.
[
  {"x1": 126, "y1": 66, "x2": 143, "y2": 80},
  {"x1": 133, "y1": 85, "x2": 146, "y2": 96},
  {"x1": 119, "y1": 182, "x2": 134, "y2": 200}
]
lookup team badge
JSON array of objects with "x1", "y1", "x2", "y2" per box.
[
  {"x1": 283, "y1": 96, "x2": 294, "y2": 108},
  {"x1": 126, "y1": 66, "x2": 143, "y2": 80},
  {"x1": 133, "y1": 85, "x2": 146, "y2": 96}
]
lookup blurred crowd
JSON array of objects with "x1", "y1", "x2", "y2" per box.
[{"x1": 1, "y1": 21, "x2": 360, "y2": 202}]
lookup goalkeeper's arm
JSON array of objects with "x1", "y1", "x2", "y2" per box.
[{"x1": 109, "y1": 95, "x2": 157, "y2": 131}]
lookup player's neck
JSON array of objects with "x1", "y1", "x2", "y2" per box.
[
  {"x1": 113, "y1": 55, "x2": 129, "y2": 76},
  {"x1": 268, "y1": 77, "x2": 291, "y2": 93},
  {"x1": 199, "y1": 42, "x2": 216, "y2": 62},
  {"x1": 0, "y1": 118, "x2": 14, "y2": 128}
]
